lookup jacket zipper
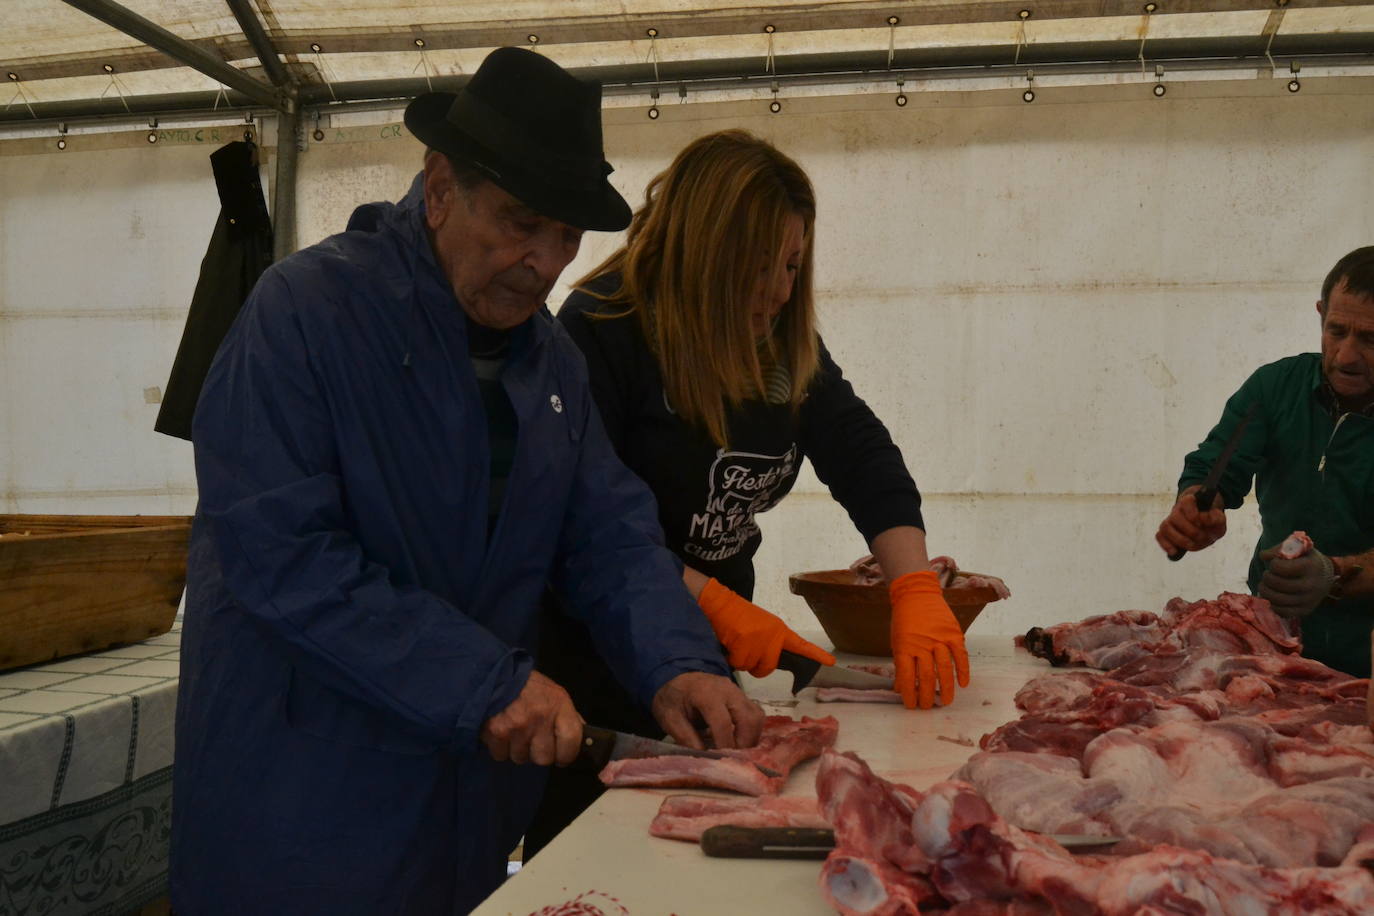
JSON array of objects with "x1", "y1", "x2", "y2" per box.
[{"x1": 1317, "y1": 412, "x2": 1349, "y2": 479}]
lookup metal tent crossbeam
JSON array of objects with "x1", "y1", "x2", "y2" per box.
[{"x1": 53, "y1": 0, "x2": 299, "y2": 255}]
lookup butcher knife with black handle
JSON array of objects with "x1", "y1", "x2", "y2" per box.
[
  {"x1": 699, "y1": 825, "x2": 1121, "y2": 859},
  {"x1": 574, "y1": 725, "x2": 781, "y2": 777},
  {"x1": 775, "y1": 650, "x2": 895, "y2": 695},
  {"x1": 1167, "y1": 401, "x2": 1259, "y2": 562}
]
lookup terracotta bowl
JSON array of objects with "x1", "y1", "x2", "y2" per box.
[{"x1": 788, "y1": 569, "x2": 1002, "y2": 657}]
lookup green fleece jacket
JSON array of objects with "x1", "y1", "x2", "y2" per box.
[{"x1": 1180, "y1": 353, "x2": 1374, "y2": 676}]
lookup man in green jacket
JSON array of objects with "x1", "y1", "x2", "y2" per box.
[{"x1": 1156, "y1": 246, "x2": 1374, "y2": 676}]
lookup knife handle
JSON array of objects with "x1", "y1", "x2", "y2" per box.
[
  {"x1": 776, "y1": 650, "x2": 822, "y2": 695},
  {"x1": 700, "y1": 826, "x2": 835, "y2": 859},
  {"x1": 1167, "y1": 486, "x2": 1221, "y2": 562},
  {"x1": 1193, "y1": 486, "x2": 1218, "y2": 513},
  {"x1": 574, "y1": 725, "x2": 617, "y2": 772}
]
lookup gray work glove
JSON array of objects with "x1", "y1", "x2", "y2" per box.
[{"x1": 1258, "y1": 545, "x2": 1335, "y2": 619}]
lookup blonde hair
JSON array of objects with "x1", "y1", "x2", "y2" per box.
[{"x1": 578, "y1": 129, "x2": 820, "y2": 448}]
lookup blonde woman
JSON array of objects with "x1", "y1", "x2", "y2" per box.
[{"x1": 525, "y1": 129, "x2": 969, "y2": 856}]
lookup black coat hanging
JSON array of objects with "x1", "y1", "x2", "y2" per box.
[{"x1": 155, "y1": 138, "x2": 273, "y2": 441}]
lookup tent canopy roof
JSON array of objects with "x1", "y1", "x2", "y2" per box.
[{"x1": 5, "y1": 0, "x2": 1373, "y2": 125}]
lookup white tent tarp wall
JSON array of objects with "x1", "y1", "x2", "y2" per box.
[{"x1": 3, "y1": 67, "x2": 1371, "y2": 636}]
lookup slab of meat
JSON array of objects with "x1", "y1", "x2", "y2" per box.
[
  {"x1": 849, "y1": 553, "x2": 887, "y2": 586},
  {"x1": 848, "y1": 662, "x2": 897, "y2": 678},
  {"x1": 1107, "y1": 649, "x2": 1360, "y2": 700},
  {"x1": 648, "y1": 794, "x2": 827, "y2": 842},
  {"x1": 813, "y1": 664, "x2": 900, "y2": 704},
  {"x1": 817, "y1": 754, "x2": 1374, "y2": 914},
  {"x1": 600, "y1": 754, "x2": 777, "y2": 795},
  {"x1": 1165, "y1": 592, "x2": 1301, "y2": 656},
  {"x1": 849, "y1": 554, "x2": 1011, "y2": 598},
  {"x1": 1020, "y1": 609, "x2": 1166, "y2": 668},
  {"x1": 1022, "y1": 592, "x2": 1298, "y2": 669},
  {"x1": 1341, "y1": 824, "x2": 1374, "y2": 869},
  {"x1": 981, "y1": 677, "x2": 1202, "y2": 759},
  {"x1": 929, "y1": 556, "x2": 959, "y2": 588},
  {"x1": 598, "y1": 715, "x2": 837, "y2": 795},
  {"x1": 954, "y1": 751, "x2": 1123, "y2": 837},
  {"x1": 816, "y1": 750, "x2": 931, "y2": 875}
]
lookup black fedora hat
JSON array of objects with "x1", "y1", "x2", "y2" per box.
[{"x1": 405, "y1": 47, "x2": 631, "y2": 232}]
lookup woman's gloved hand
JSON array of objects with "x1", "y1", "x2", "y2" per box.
[
  {"x1": 889, "y1": 570, "x2": 971, "y2": 709},
  {"x1": 697, "y1": 578, "x2": 836, "y2": 677}
]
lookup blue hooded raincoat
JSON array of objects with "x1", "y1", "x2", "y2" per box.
[{"x1": 169, "y1": 175, "x2": 729, "y2": 914}]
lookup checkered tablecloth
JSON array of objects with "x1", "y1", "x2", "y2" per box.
[{"x1": 0, "y1": 622, "x2": 181, "y2": 916}]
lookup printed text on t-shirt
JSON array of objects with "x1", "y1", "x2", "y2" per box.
[{"x1": 684, "y1": 445, "x2": 798, "y2": 563}]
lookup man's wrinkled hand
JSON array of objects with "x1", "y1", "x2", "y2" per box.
[
  {"x1": 651, "y1": 672, "x2": 764, "y2": 751},
  {"x1": 1259, "y1": 545, "x2": 1335, "y2": 619},
  {"x1": 480, "y1": 670, "x2": 584, "y2": 767},
  {"x1": 1155, "y1": 485, "x2": 1227, "y2": 557}
]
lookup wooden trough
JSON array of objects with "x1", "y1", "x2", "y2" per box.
[{"x1": 0, "y1": 514, "x2": 191, "y2": 671}]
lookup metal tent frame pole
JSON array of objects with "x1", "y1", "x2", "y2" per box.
[
  {"x1": 59, "y1": 0, "x2": 302, "y2": 258},
  {"x1": 58, "y1": 0, "x2": 278, "y2": 108},
  {"x1": 272, "y1": 92, "x2": 300, "y2": 260},
  {"x1": 219, "y1": 0, "x2": 302, "y2": 259},
  {"x1": 223, "y1": 0, "x2": 291, "y2": 89}
]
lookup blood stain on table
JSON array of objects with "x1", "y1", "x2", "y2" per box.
[{"x1": 528, "y1": 889, "x2": 629, "y2": 916}]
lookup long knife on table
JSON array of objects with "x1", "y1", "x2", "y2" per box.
[
  {"x1": 699, "y1": 825, "x2": 1121, "y2": 859},
  {"x1": 775, "y1": 650, "x2": 895, "y2": 695},
  {"x1": 1168, "y1": 401, "x2": 1259, "y2": 562},
  {"x1": 574, "y1": 725, "x2": 781, "y2": 778}
]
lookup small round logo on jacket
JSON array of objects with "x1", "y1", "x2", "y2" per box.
[{"x1": 550, "y1": 394, "x2": 563, "y2": 413}]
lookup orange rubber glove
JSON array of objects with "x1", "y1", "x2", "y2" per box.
[
  {"x1": 697, "y1": 578, "x2": 836, "y2": 677},
  {"x1": 890, "y1": 570, "x2": 971, "y2": 710}
]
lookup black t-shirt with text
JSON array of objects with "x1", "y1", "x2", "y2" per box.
[{"x1": 556, "y1": 276, "x2": 924, "y2": 599}]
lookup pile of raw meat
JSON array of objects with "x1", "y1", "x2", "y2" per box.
[
  {"x1": 816, "y1": 590, "x2": 1374, "y2": 913},
  {"x1": 816, "y1": 749, "x2": 1374, "y2": 914},
  {"x1": 624, "y1": 580, "x2": 1374, "y2": 912}
]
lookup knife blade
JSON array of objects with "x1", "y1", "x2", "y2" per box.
[
  {"x1": 1168, "y1": 401, "x2": 1259, "y2": 562},
  {"x1": 699, "y1": 825, "x2": 1121, "y2": 859},
  {"x1": 775, "y1": 650, "x2": 895, "y2": 695},
  {"x1": 576, "y1": 725, "x2": 781, "y2": 778}
]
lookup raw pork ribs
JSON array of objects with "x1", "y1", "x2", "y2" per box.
[
  {"x1": 599, "y1": 715, "x2": 837, "y2": 796},
  {"x1": 1020, "y1": 591, "x2": 1299, "y2": 669},
  {"x1": 817, "y1": 589, "x2": 1374, "y2": 913},
  {"x1": 816, "y1": 750, "x2": 1374, "y2": 915}
]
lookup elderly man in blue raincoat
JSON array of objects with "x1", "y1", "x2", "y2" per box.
[{"x1": 169, "y1": 48, "x2": 763, "y2": 915}]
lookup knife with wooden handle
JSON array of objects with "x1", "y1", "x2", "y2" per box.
[
  {"x1": 575, "y1": 726, "x2": 781, "y2": 778},
  {"x1": 699, "y1": 825, "x2": 1121, "y2": 858}
]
